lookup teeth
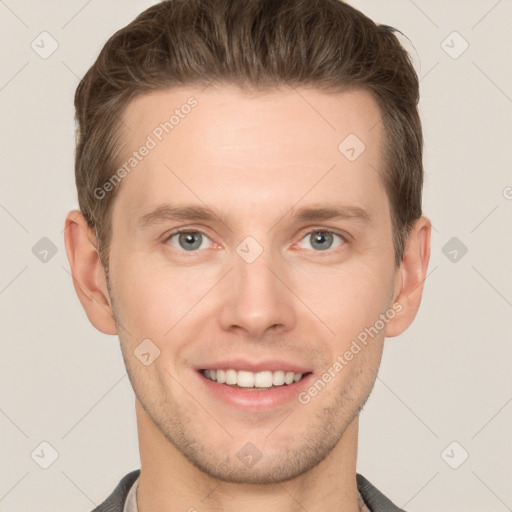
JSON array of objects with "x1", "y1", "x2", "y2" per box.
[
  {"x1": 225, "y1": 369, "x2": 237, "y2": 385},
  {"x1": 272, "y1": 371, "x2": 285, "y2": 386},
  {"x1": 202, "y1": 368, "x2": 304, "y2": 388},
  {"x1": 237, "y1": 370, "x2": 255, "y2": 388},
  {"x1": 255, "y1": 371, "x2": 273, "y2": 388}
]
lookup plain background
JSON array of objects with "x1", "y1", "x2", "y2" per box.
[{"x1": 1, "y1": 1, "x2": 511, "y2": 511}]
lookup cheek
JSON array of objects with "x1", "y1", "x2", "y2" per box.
[
  {"x1": 111, "y1": 255, "x2": 218, "y2": 339},
  {"x1": 292, "y1": 261, "x2": 395, "y2": 341}
]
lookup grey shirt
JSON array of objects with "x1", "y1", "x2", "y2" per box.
[{"x1": 91, "y1": 469, "x2": 406, "y2": 512}]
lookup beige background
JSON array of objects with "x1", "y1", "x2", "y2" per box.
[{"x1": 1, "y1": 1, "x2": 511, "y2": 511}]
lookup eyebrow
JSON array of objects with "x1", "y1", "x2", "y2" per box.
[{"x1": 137, "y1": 202, "x2": 372, "y2": 229}]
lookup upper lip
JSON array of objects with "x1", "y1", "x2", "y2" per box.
[{"x1": 196, "y1": 358, "x2": 312, "y2": 374}]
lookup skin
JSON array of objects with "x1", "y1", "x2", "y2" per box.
[{"x1": 64, "y1": 84, "x2": 430, "y2": 512}]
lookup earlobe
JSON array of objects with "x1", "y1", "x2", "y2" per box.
[
  {"x1": 63, "y1": 210, "x2": 117, "y2": 335},
  {"x1": 385, "y1": 216, "x2": 431, "y2": 338}
]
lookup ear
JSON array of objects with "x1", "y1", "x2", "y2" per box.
[
  {"x1": 385, "y1": 216, "x2": 431, "y2": 337},
  {"x1": 63, "y1": 210, "x2": 117, "y2": 335}
]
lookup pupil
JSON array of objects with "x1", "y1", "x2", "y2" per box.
[
  {"x1": 180, "y1": 232, "x2": 201, "y2": 250},
  {"x1": 312, "y1": 231, "x2": 332, "y2": 251}
]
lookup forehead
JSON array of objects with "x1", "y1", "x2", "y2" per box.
[{"x1": 113, "y1": 84, "x2": 386, "y2": 224}]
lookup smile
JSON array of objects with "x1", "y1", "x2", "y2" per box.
[{"x1": 201, "y1": 369, "x2": 309, "y2": 389}]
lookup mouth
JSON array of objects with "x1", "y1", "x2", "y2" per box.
[
  {"x1": 195, "y1": 363, "x2": 314, "y2": 410},
  {"x1": 195, "y1": 359, "x2": 314, "y2": 410},
  {"x1": 200, "y1": 368, "x2": 312, "y2": 390}
]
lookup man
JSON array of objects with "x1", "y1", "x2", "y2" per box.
[{"x1": 64, "y1": 0, "x2": 430, "y2": 510}]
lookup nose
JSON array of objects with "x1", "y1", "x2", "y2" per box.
[{"x1": 218, "y1": 248, "x2": 297, "y2": 339}]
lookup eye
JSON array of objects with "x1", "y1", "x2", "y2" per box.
[
  {"x1": 297, "y1": 230, "x2": 345, "y2": 251},
  {"x1": 166, "y1": 230, "x2": 213, "y2": 251}
]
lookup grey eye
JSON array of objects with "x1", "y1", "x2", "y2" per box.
[
  {"x1": 298, "y1": 231, "x2": 344, "y2": 251},
  {"x1": 168, "y1": 232, "x2": 212, "y2": 251}
]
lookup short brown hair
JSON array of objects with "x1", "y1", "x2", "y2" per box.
[{"x1": 74, "y1": 0, "x2": 422, "y2": 269}]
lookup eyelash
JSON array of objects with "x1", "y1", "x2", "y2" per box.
[{"x1": 163, "y1": 227, "x2": 348, "y2": 253}]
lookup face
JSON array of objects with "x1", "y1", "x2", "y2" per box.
[{"x1": 106, "y1": 84, "x2": 400, "y2": 484}]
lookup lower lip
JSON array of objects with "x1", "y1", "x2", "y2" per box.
[{"x1": 197, "y1": 371, "x2": 314, "y2": 411}]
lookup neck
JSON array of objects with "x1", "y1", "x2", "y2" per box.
[{"x1": 135, "y1": 399, "x2": 361, "y2": 512}]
